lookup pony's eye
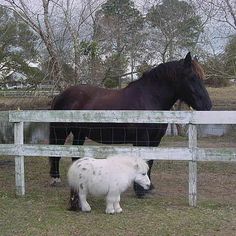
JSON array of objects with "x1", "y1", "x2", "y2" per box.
[{"x1": 142, "y1": 173, "x2": 146, "y2": 176}]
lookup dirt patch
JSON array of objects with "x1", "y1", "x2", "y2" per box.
[
  {"x1": 0, "y1": 85, "x2": 236, "y2": 111},
  {"x1": 0, "y1": 96, "x2": 52, "y2": 110},
  {"x1": 207, "y1": 85, "x2": 236, "y2": 110}
]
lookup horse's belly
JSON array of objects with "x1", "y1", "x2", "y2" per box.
[{"x1": 85, "y1": 124, "x2": 144, "y2": 144}]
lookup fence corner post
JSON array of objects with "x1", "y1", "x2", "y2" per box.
[
  {"x1": 188, "y1": 124, "x2": 197, "y2": 207},
  {"x1": 14, "y1": 121, "x2": 25, "y2": 196}
]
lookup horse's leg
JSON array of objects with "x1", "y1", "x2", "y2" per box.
[
  {"x1": 49, "y1": 122, "x2": 69, "y2": 185},
  {"x1": 147, "y1": 160, "x2": 154, "y2": 190},
  {"x1": 132, "y1": 132, "x2": 152, "y2": 197},
  {"x1": 133, "y1": 126, "x2": 167, "y2": 197},
  {"x1": 68, "y1": 189, "x2": 80, "y2": 211},
  {"x1": 146, "y1": 125, "x2": 168, "y2": 192},
  {"x1": 71, "y1": 128, "x2": 86, "y2": 162}
]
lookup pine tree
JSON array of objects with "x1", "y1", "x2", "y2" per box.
[
  {"x1": 0, "y1": 6, "x2": 42, "y2": 88},
  {"x1": 146, "y1": 0, "x2": 203, "y2": 62},
  {"x1": 94, "y1": 0, "x2": 144, "y2": 87}
]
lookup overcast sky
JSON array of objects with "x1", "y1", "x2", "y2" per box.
[{"x1": 0, "y1": 0, "x2": 234, "y2": 54}]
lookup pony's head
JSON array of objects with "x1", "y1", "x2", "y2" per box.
[
  {"x1": 133, "y1": 158, "x2": 150, "y2": 190},
  {"x1": 176, "y1": 52, "x2": 212, "y2": 111}
]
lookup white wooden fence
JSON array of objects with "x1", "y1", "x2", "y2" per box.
[{"x1": 0, "y1": 110, "x2": 236, "y2": 207}]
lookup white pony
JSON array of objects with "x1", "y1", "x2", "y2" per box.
[{"x1": 67, "y1": 154, "x2": 150, "y2": 214}]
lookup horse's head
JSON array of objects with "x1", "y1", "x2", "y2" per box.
[
  {"x1": 176, "y1": 52, "x2": 212, "y2": 111},
  {"x1": 133, "y1": 160, "x2": 150, "y2": 190}
]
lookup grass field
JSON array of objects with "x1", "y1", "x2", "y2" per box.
[{"x1": 1, "y1": 153, "x2": 236, "y2": 236}]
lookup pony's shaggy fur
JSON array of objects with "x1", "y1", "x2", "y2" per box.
[{"x1": 67, "y1": 154, "x2": 151, "y2": 214}]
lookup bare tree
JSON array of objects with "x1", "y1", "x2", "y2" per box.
[
  {"x1": 53, "y1": 0, "x2": 104, "y2": 84},
  {"x1": 208, "y1": 0, "x2": 236, "y2": 30},
  {"x1": 192, "y1": 0, "x2": 236, "y2": 82},
  {"x1": 2, "y1": 0, "x2": 104, "y2": 90},
  {"x1": 2, "y1": 0, "x2": 66, "y2": 89}
]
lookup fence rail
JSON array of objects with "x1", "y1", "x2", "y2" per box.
[{"x1": 1, "y1": 110, "x2": 236, "y2": 206}]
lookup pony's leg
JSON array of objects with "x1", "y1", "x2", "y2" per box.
[
  {"x1": 49, "y1": 122, "x2": 69, "y2": 185},
  {"x1": 113, "y1": 195, "x2": 122, "y2": 213},
  {"x1": 78, "y1": 186, "x2": 91, "y2": 212},
  {"x1": 105, "y1": 191, "x2": 119, "y2": 214},
  {"x1": 68, "y1": 189, "x2": 80, "y2": 211}
]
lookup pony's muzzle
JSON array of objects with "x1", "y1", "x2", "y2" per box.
[{"x1": 144, "y1": 184, "x2": 151, "y2": 190}]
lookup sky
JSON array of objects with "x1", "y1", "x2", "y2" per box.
[{"x1": 0, "y1": 0, "x2": 235, "y2": 55}]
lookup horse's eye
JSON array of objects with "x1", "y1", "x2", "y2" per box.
[{"x1": 142, "y1": 173, "x2": 146, "y2": 176}]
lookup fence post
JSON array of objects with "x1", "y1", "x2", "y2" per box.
[
  {"x1": 14, "y1": 121, "x2": 25, "y2": 196},
  {"x1": 188, "y1": 124, "x2": 197, "y2": 207}
]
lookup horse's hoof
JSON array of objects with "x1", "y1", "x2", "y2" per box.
[
  {"x1": 50, "y1": 177, "x2": 61, "y2": 186},
  {"x1": 135, "y1": 186, "x2": 156, "y2": 198},
  {"x1": 135, "y1": 192, "x2": 146, "y2": 198},
  {"x1": 147, "y1": 187, "x2": 156, "y2": 195},
  {"x1": 68, "y1": 206, "x2": 79, "y2": 211}
]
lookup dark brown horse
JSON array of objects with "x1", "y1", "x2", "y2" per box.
[{"x1": 49, "y1": 52, "x2": 212, "y2": 199}]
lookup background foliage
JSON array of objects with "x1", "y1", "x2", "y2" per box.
[{"x1": 0, "y1": 0, "x2": 235, "y2": 90}]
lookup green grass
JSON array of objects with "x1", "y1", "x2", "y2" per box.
[{"x1": 1, "y1": 156, "x2": 236, "y2": 236}]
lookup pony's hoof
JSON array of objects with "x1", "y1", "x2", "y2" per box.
[
  {"x1": 50, "y1": 177, "x2": 61, "y2": 186},
  {"x1": 82, "y1": 210, "x2": 91, "y2": 213},
  {"x1": 82, "y1": 209, "x2": 91, "y2": 213},
  {"x1": 106, "y1": 209, "x2": 115, "y2": 214},
  {"x1": 81, "y1": 204, "x2": 91, "y2": 212},
  {"x1": 115, "y1": 208, "x2": 123, "y2": 213}
]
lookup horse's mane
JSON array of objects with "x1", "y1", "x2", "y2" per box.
[
  {"x1": 127, "y1": 59, "x2": 205, "y2": 88},
  {"x1": 127, "y1": 61, "x2": 179, "y2": 88},
  {"x1": 192, "y1": 60, "x2": 205, "y2": 80}
]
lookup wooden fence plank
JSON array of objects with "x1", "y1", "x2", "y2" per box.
[
  {"x1": 14, "y1": 122, "x2": 25, "y2": 196},
  {"x1": 0, "y1": 111, "x2": 9, "y2": 121},
  {"x1": 0, "y1": 144, "x2": 192, "y2": 160},
  {"x1": 9, "y1": 110, "x2": 193, "y2": 123},
  {"x1": 188, "y1": 124, "x2": 198, "y2": 207},
  {"x1": 8, "y1": 110, "x2": 236, "y2": 124},
  {"x1": 0, "y1": 145, "x2": 236, "y2": 162},
  {"x1": 196, "y1": 148, "x2": 236, "y2": 161},
  {"x1": 191, "y1": 111, "x2": 236, "y2": 124}
]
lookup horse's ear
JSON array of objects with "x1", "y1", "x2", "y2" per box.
[{"x1": 184, "y1": 52, "x2": 192, "y2": 67}]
